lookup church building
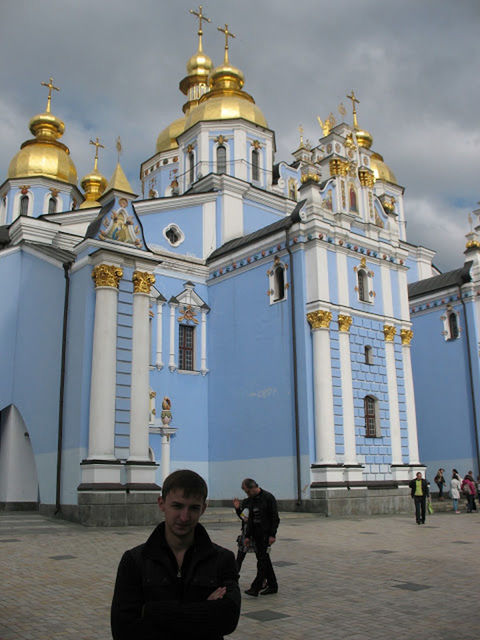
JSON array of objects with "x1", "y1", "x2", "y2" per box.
[{"x1": 0, "y1": 11, "x2": 436, "y2": 524}]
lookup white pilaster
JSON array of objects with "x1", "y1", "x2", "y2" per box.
[
  {"x1": 305, "y1": 244, "x2": 329, "y2": 302},
  {"x1": 307, "y1": 310, "x2": 336, "y2": 464},
  {"x1": 337, "y1": 316, "x2": 359, "y2": 467},
  {"x1": 400, "y1": 329, "x2": 420, "y2": 465},
  {"x1": 336, "y1": 252, "x2": 350, "y2": 307},
  {"x1": 83, "y1": 263, "x2": 123, "y2": 485},
  {"x1": 156, "y1": 299, "x2": 164, "y2": 369},
  {"x1": 200, "y1": 308, "x2": 208, "y2": 375},
  {"x1": 127, "y1": 271, "x2": 158, "y2": 484},
  {"x1": 381, "y1": 264, "x2": 394, "y2": 318},
  {"x1": 168, "y1": 302, "x2": 178, "y2": 371},
  {"x1": 383, "y1": 325, "x2": 403, "y2": 466}
]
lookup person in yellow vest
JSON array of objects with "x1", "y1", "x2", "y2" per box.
[{"x1": 408, "y1": 471, "x2": 430, "y2": 525}]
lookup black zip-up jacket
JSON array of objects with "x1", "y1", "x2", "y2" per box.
[
  {"x1": 111, "y1": 522, "x2": 240, "y2": 640},
  {"x1": 408, "y1": 478, "x2": 430, "y2": 498},
  {"x1": 245, "y1": 488, "x2": 280, "y2": 539}
]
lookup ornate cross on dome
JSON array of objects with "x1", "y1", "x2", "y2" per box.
[
  {"x1": 40, "y1": 77, "x2": 59, "y2": 113},
  {"x1": 190, "y1": 5, "x2": 210, "y2": 51},
  {"x1": 218, "y1": 24, "x2": 235, "y2": 64},
  {"x1": 346, "y1": 90, "x2": 360, "y2": 128},
  {"x1": 89, "y1": 137, "x2": 104, "y2": 171},
  {"x1": 116, "y1": 136, "x2": 123, "y2": 163}
]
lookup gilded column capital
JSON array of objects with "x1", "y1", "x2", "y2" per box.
[
  {"x1": 91, "y1": 263, "x2": 123, "y2": 289},
  {"x1": 133, "y1": 270, "x2": 156, "y2": 294},
  {"x1": 383, "y1": 324, "x2": 397, "y2": 342},
  {"x1": 358, "y1": 168, "x2": 375, "y2": 188},
  {"x1": 400, "y1": 328, "x2": 413, "y2": 346},
  {"x1": 329, "y1": 158, "x2": 348, "y2": 177},
  {"x1": 307, "y1": 310, "x2": 332, "y2": 329},
  {"x1": 338, "y1": 314, "x2": 353, "y2": 332}
]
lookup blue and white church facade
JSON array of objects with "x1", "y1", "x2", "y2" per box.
[{"x1": 0, "y1": 23, "x2": 434, "y2": 524}]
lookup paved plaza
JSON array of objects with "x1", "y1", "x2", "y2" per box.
[{"x1": 0, "y1": 506, "x2": 478, "y2": 640}]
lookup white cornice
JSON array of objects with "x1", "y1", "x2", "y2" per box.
[
  {"x1": 9, "y1": 216, "x2": 59, "y2": 246},
  {"x1": 134, "y1": 191, "x2": 217, "y2": 215},
  {"x1": 43, "y1": 209, "x2": 100, "y2": 226},
  {"x1": 72, "y1": 238, "x2": 159, "y2": 264}
]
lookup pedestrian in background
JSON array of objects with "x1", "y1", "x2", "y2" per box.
[
  {"x1": 461, "y1": 471, "x2": 477, "y2": 513},
  {"x1": 409, "y1": 471, "x2": 430, "y2": 524},
  {"x1": 434, "y1": 468, "x2": 446, "y2": 499},
  {"x1": 450, "y1": 469, "x2": 462, "y2": 514}
]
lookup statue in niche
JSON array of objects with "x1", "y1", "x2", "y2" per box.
[
  {"x1": 349, "y1": 185, "x2": 358, "y2": 213},
  {"x1": 161, "y1": 396, "x2": 172, "y2": 426}
]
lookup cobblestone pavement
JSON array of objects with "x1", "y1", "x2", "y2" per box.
[{"x1": 0, "y1": 506, "x2": 478, "y2": 640}]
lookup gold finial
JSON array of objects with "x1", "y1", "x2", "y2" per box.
[
  {"x1": 298, "y1": 123, "x2": 304, "y2": 147},
  {"x1": 346, "y1": 90, "x2": 360, "y2": 129},
  {"x1": 40, "y1": 76, "x2": 60, "y2": 113},
  {"x1": 89, "y1": 137, "x2": 105, "y2": 172},
  {"x1": 218, "y1": 23, "x2": 236, "y2": 64},
  {"x1": 116, "y1": 136, "x2": 123, "y2": 163},
  {"x1": 190, "y1": 5, "x2": 211, "y2": 51},
  {"x1": 338, "y1": 102, "x2": 347, "y2": 117}
]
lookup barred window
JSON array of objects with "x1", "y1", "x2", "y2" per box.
[
  {"x1": 216, "y1": 145, "x2": 226, "y2": 174},
  {"x1": 357, "y1": 269, "x2": 368, "y2": 302},
  {"x1": 48, "y1": 197, "x2": 57, "y2": 214},
  {"x1": 252, "y1": 148, "x2": 259, "y2": 181},
  {"x1": 179, "y1": 324, "x2": 194, "y2": 371},
  {"x1": 364, "y1": 395, "x2": 379, "y2": 438}
]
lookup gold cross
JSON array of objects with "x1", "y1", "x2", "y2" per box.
[
  {"x1": 40, "y1": 76, "x2": 60, "y2": 113},
  {"x1": 116, "y1": 136, "x2": 123, "y2": 162},
  {"x1": 298, "y1": 124, "x2": 304, "y2": 147},
  {"x1": 89, "y1": 137, "x2": 105, "y2": 171},
  {"x1": 218, "y1": 23, "x2": 235, "y2": 63},
  {"x1": 346, "y1": 90, "x2": 360, "y2": 128},
  {"x1": 190, "y1": 6, "x2": 211, "y2": 51}
]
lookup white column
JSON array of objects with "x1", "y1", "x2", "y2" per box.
[
  {"x1": 381, "y1": 264, "x2": 394, "y2": 318},
  {"x1": 128, "y1": 271, "x2": 155, "y2": 461},
  {"x1": 337, "y1": 315, "x2": 360, "y2": 469},
  {"x1": 156, "y1": 299, "x2": 164, "y2": 369},
  {"x1": 400, "y1": 329, "x2": 421, "y2": 465},
  {"x1": 168, "y1": 302, "x2": 177, "y2": 371},
  {"x1": 161, "y1": 434, "x2": 171, "y2": 481},
  {"x1": 307, "y1": 310, "x2": 336, "y2": 465},
  {"x1": 82, "y1": 263, "x2": 123, "y2": 485},
  {"x1": 383, "y1": 325, "x2": 403, "y2": 466},
  {"x1": 200, "y1": 307, "x2": 208, "y2": 375},
  {"x1": 87, "y1": 264, "x2": 123, "y2": 461}
]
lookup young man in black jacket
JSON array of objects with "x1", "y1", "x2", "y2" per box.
[
  {"x1": 408, "y1": 471, "x2": 430, "y2": 525},
  {"x1": 111, "y1": 470, "x2": 240, "y2": 640},
  {"x1": 241, "y1": 478, "x2": 280, "y2": 596}
]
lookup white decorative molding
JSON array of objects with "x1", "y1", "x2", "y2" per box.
[{"x1": 156, "y1": 299, "x2": 164, "y2": 369}]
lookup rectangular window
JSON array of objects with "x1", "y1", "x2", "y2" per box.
[
  {"x1": 179, "y1": 324, "x2": 194, "y2": 371},
  {"x1": 364, "y1": 396, "x2": 377, "y2": 438}
]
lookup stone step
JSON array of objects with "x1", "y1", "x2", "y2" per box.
[{"x1": 201, "y1": 507, "x2": 320, "y2": 524}]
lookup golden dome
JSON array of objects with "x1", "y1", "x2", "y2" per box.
[
  {"x1": 355, "y1": 128, "x2": 373, "y2": 150},
  {"x1": 79, "y1": 138, "x2": 107, "y2": 208},
  {"x1": 186, "y1": 49, "x2": 213, "y2": 78},
  {"x1": 370, "y1": 151, "x2": 397, "y2": 184},
  {"x1": 8, "y1": 110, "x2": 77, "y2": 184},
  {"x1": 156, "y1": 115, "x2": 187, "y2": 153}
]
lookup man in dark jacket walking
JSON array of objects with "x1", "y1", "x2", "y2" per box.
[
  {"x1": 241, "y1": 478, "x2": 280, "y2": 596},
  {"x1": 408, "y1": 471, "x2": 430, "y2": 525},
  {"x1": 111, "y1": 469, "x2": 240, "y2": 640}
]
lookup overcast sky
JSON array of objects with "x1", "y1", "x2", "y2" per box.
[{"x1": 0, "y1": 0, "x2": 479, "y2": 271}]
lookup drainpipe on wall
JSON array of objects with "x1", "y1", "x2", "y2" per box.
[
  {"x1": 286, "y1": 221, "x2": 302, "y2": 506},
  {"x1": 55, "y1": 261, "x2": 72, "y2": 516},
  {"x1": 458, "y1": 283, "x2": 480, "y2": 475}
]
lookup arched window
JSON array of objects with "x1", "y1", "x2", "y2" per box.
[
  {"x1": 357, "y1": 269, "x2": 368, "y2": 302},
  {"x1": 188, "y1": 151, "x2": 195, "y2": 184},
  {"x1": 19, "y1": 194, "x2": 29, "y2": 216},
  {"x1": 216, "y1": 145, "x2": 226, "y2": 174},
  {"x1": 48, "y1": 197, "x2": 57, "y2": 214},
  {"x1": 364, "y1": 345, "x2": 373, "y2": 365},
  {"x1": 273, "y1": 266, "x2": 285, "y2": 301},
  {"x1": 252, "y1": 148, "x2": 260, "y2": 182},
  {"x1": 364, "y1": 395, "x2": 379, "y2": 438},
  {"x1": 448, "y1": 312, "x2": 459, "y2": 340}
]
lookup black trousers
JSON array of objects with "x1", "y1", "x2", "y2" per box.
[
  {"x1": 251, "y1": 535, "x2": 277, "y2": 591},
  {"x1": 414, "y1": 495, "x2": 426, "y2": 522}
]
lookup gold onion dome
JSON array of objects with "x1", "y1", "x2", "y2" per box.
[
  {"x1": 79, "y1": 138, "x2": 107, "y2": 209},
  {"x1": 8, "y1": 78, "x2": 77, "y2": 184},
  {"x1": 156, "y1": 115, "x2": 187, "y2": 153},
  {"x1": 185, "y1": 24, "x2": 267, "y2": 130},
  {"x1": 355, "y1": 123, "x2": 397, "y2": 183}
]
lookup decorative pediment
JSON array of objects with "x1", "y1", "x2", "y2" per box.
[
  {"x1": 175, "y1": 281, "x2": 208, "y2": 309},
  {"x1": 86, "y1": 197, "x2": 148, "y2": 250}
]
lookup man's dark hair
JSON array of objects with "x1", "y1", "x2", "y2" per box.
[
  {"x1": 242, "y1": 478, "x2": 258, "y2": 489},
  {"x1": 162, "y1": 469, "x2": 208, "y2": 501}
]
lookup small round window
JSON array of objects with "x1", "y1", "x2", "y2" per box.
[{"x1": 163, "y1": 223, "x2": 184, "y2": 247}]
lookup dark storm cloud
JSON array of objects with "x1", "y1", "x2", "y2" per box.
[{"x1": 0, "y1": 0, "x2": 478, "y2": 271}]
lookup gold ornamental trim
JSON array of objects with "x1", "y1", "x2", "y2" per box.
[
  {"x1": 307, "y1": 310, "x2": 332, "y2": 329},
  {"x1": 338, "y1": 314, "x2": 353, "y2": 332},
  {"x1": 466, "y1": 240, "x2": 480, "y2": 250},
  {"x1": 383, "y1": 324, "x2": 396, "y2": 342},
  {"x1": 132, "y1": 270, "x2": 156, "y2": 294},
  {"x1": 329, "y1": 158, "x2": 349, "y2": 177},
  {"x1": 400, "y1": 329, "x2": 413, "y2": 346},
  {"x1": 91, "y1": 264, "x2": 123, "y2": 289},
  {"x1": 358, "y1": 168, "x2": 375, "y2": 188}
]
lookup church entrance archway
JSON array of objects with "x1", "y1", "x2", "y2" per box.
[{"x1": 0, "y1": 405, "x2": 39, "y2": 509}]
